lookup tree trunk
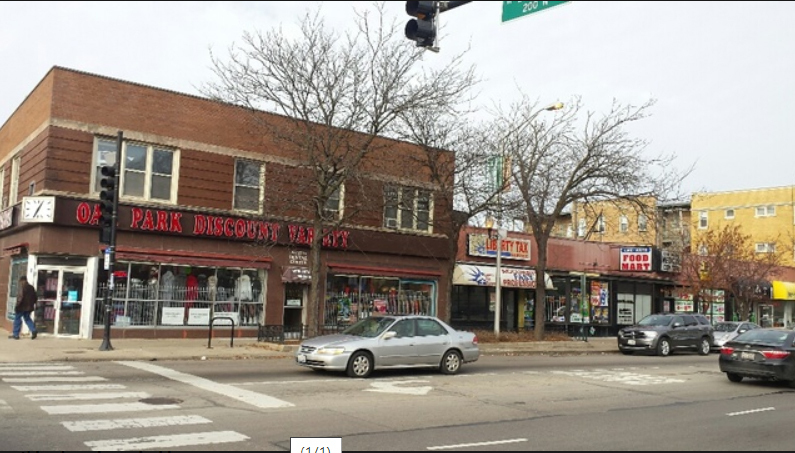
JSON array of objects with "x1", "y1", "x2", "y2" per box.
[
  {"x1": 307, "y1": 218, "x2": 324, "y2": 337},
  {"x1": 533, "y1": 235, "x2": 549, "y2": 341}
]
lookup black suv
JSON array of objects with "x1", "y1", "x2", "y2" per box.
[{"x1": 618, "y1": 313, "x2": 714, "y2": 356}]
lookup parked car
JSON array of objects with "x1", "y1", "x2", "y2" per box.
[
  {"x1": 711, "y1": 321, "x2": 760, "y2": 351},
  {"x1": 295, "y1": 315, "x2": 480, "y2": 378},
  {"x1": 719, "y1": 328, "x2": 795, "y2": 386},
  {"x1": 617, "y1": 313, "x2": 713, "y2": 357}
]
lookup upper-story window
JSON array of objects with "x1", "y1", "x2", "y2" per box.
[
  {"x1": 9, "y1": 156, "x2": 20, "y2": 207},
  {"x1": 595, "y1": 215, "x2": 606, "y2": 233},
  {"x1": 0, "y1": 167, "x2": 5, "y2": 209},
  {"x1": 619, "y1": 215, "x2": 629, "y2": 233},
  {"x1": 577, "y1": 218, "x2": 586, "y2": 238},
  {"x1": 234, "y1": 159, "x2": 264, "y2": 213},
  {"x1": 756, "y1": 243, "x2": 776, "y2": 254},
  {"x1": 93, "y1": 138, "x2": 179, "y2": 203},
  {"x1": 699, "y1": 211, "x2": 708, "y2": 229},
  {"x1": 323, "y1": 186, "x2": 343, "y2": 221},
  {"x1": 756, "y1": 206, "x2": 776, "y2": 217},
  {"x1": 638, "y1": 214, "x2": 648, "y2": 232},
  {"x1": 384, "y1": 185, "x2": 432, "y2": 232},
  {"x1": 725, "y1": 209, "x2": 735, "y2": 219}
]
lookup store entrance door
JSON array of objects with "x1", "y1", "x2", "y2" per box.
[{"x1": 36, "y1": 267, "x2": 86, "y2": 336}]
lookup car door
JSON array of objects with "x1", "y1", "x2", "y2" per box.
[
  {"x1": 414, "y1": 318, "x2": 451, "y2": 366},
  {"x1": 669, "y1": 315, "x2": 687, "y2": 347},
  {"x1": 681, "y1": 315, "x2": 701, "y2": 347},
  {"x1": 377, "y1": 319, "x2": 419, "y2": 367}
]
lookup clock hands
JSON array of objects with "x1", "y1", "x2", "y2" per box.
[{"x1": 33, "y1": 202, "x2": 43, "y2": 218}]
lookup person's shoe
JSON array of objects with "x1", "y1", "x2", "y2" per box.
[
  {"x1": 8, "y1": 335, "x2": 19, "y2": 340},
  {"x1": 31, "y1": 332, "x2": 37, "y2": 340}
]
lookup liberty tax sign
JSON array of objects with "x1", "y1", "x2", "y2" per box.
[{"x1": 620, "y1": 246, "x2": 653, "y2": 272}]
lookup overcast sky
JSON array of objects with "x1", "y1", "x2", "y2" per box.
[{"x1": 2, "y1": 1, "x2": 794, "y2": 197}]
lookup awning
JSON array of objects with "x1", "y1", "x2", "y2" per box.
[
  {"x1": 453, "y1": 264, "x2": 554, "y2": 290},
  {"x1": 327, "y1": 263, "x2": 442, "y2": 279},
  {"x1": 282, "y1": 266, "x2": 311, "y2": 284},
  {"x1": 2, "y1": 242, "x2": 28, "y2": 257},
  {"x1": 772, "y1": 281, "x2": 795, "y2": 300},
  {"x1": 112, "y1": 246, "x2": 271, "y2": 269}
]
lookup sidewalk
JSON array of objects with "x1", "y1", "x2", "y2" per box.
[{"x1": 0, "y1": 329, "x2": 618, "y2": 363}]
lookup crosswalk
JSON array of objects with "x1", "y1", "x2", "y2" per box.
[{"x1": 0, "y1": 362, "x2": 251, "y2": 451}]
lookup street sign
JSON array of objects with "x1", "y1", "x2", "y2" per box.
[{"x1": 502, "y1": 1, "x2": 570, "y2": 23}]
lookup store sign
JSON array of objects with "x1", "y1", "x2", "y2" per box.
[
  {"x1": 467, "y1": 234, "x2": 531, "y2": 261},
  {"x1": 453, "y1": 264, "x2": 543, "y2": 289},
  {"x1": 188, "y1": 308, "x2": 211, "y2": 325},
  {"x1": 772, "y1": 281, "x2": 795, "y2": 300},
  {"x1": 289, "y1": 250, "x2": 308, "y2": 266},
  {"x1": 161, "y1": 307, "x2": 184, "y2": 325},
  {"x1": 73, "y1": 202, "x2": 350, "y2": 249},
  {"x1": 660, "y1": 250, "x2": 681, "y2": 273},
  {"x1": 619, "y1": 246, "x2": 653, "y2": 272}
]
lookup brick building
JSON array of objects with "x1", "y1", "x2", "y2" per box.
[{"x1": 0, "y1": 67, "x2": 453, "y2": 339}]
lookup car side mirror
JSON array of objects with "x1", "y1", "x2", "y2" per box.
[
  {"x1": 673, "y1": 322, "x2": 683, "y2": 328},
  {"x1": 738, "y1": 329, "x2": 747, "y2": 334},
  {"x1": 383, "y1": 331, "x2": 397, "y2": 340}
]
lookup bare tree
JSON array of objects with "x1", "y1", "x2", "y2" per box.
[
  {"x1": 680, "y1": 224, "x2": 783, "y2": 321},
  {"x1": 493, "y1": 95, "x2": 688, "y2": 340},
  {"x1": 201, "y1": 2, "x2": 477, "y2": 333}
]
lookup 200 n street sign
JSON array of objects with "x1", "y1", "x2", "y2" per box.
[{"x1": 502, "y1": 1, "x2": 570, "y2": 23}]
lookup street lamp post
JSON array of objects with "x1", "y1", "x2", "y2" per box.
[{"x1": 486, "y1": 217, "x2": 507, "y2": 338}]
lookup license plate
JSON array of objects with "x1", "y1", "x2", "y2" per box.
[
  {"x1": 296, "y1": 354, "x2": 306, "y2": 363},
  {"x1": 740, "y1": 352, "x2": 755, "y2": 361},
  {"x1": 627, "y1": 340, "x2": 636, "y2": 346}
]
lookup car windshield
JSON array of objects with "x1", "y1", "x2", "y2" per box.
[
  {"x1": 734, "y1": 329, "x2": 790, "y2": 345},
  {"x1": 637, "y1": 315, "x2": 673, "y2": 327},
  {"x1": 341, "y1": 316, "x2": 396, "y2": 338},
  {"x1": 714, "y1": 322, "x2": 739, "y2": 332}
]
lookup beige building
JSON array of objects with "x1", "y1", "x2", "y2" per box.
[
  {"x1": 691, "y1": 185, "x2": 795, "y2": 266},
  {"x1": 553, "y1": 198, "x2": 658, "y2": 246}
]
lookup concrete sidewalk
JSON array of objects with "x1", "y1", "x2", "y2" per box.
[{"x1": 0, "y1": 329, "x2": 618, "y2": 363}]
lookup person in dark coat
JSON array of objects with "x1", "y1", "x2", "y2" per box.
[{"x1": 10, "y1": 276, "x2": 38, "y2": 340}]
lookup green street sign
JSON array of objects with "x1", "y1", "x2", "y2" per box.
[{"x1": 502, "y1": 1, "x2": 570, "y2": 23}]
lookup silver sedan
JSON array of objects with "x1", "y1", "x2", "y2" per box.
[{"x1": 295, "y1": 315, "x2": 480, "y2": 378}]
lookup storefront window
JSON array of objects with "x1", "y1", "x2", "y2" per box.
[
  {"x1": 95, "y1": 262, "x2": 265, "y2": 327},
  {"x1": 325, "y1": 274, "x2": 436, "y2": 328},
  {"x1": 589, "y1": 280, "x2": 610, "y2": 325},
  {"x1": 6, "y1": 257, "x2": 27, "y2": 321}
]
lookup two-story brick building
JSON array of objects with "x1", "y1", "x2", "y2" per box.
[{"x1": 0, "y1": 67, "x2": 454, "y2": 339}]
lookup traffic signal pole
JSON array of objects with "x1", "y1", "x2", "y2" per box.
[
  {"x1": 99, "y1": 130, "x2": 122, "y2": 351},
  {"x1": 405, "y1": 1, "x2": 472, "y2": 52}
]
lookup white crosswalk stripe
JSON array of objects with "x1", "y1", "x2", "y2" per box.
[
  {"x1": 0, "y1": 370, "x2": 84, "y2": 376},
  {"x1": 0, "y1": 398, "x2": 10, "y2": 412},
  {"x1": 3, "y1": 376, "x2": 108, "y2": 383},
  {"x1": 42, "y1": 402, "x2": 180, "y2": 415},
  {"x1": 12, "y1": 384, "x2": 126, "y2": 392},
  {"x1": 0, "y1": 366, "x2": 75, "y2": 371},
  {"x1": 26, "y1": 392, "x2": 150, "y2": 402},
  {"x1": 84, "y1": 430, "x2": 250, "y2": 451},
  {"x1": 0, "y1": 362, "x2": 67, "y2": 367},
  {"x1": 62, "y1": 415, "x2": 213, "y2": 432}
]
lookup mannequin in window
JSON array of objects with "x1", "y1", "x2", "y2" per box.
[
  {"x1": 184, "y1": 272, "x2": 199, "y2": 323},
  {"x1": 208, "y1": 274, "x2": 218, "y2": 302},
  {"x1": 160, "y1": 267, "x2": 175, "y2": 304},
  {"x1": 236, "y1": 272, "x2": 253, "y2": 302}
]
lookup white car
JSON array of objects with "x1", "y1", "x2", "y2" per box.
[
  {"x1": 295, "y1": 315, "x2": 480, "y2": 378},
  {"x1": 712, "y1": 321, "x2": 760, "y2": 350}
]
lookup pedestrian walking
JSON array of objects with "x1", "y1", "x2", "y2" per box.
[{"x1": 9, "y1": 276, "x2": 38, "y2": 340}]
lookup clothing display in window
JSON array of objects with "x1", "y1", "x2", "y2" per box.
[
  {"x1": 186, "y1": 274, "x2": 199, "y2": 301},
  {"x1": 160, "y1": 270, "x2": 175, "y2": 301},
  {"x1": 208, "y1": 275, "x2": 218, "y2": 301},
  {"x1": 236, "y1": 274, "x2": 252, "y2": 301}
]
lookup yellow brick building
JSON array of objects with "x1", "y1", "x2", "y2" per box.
[
  {"x1": 553, "y1": 198, "x2": 658, "y2": 246},
  {"x1": 691, "y1": 185, "x2": 795, "y2": 266}
]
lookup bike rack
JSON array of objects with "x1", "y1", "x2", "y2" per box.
[{"x1": 208, "y1": 316, "x2": 235, "y2": 349}]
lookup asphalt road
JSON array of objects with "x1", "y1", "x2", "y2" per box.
[{"x1": 1, "y1": 353, "x2": 793, "y2": 451}]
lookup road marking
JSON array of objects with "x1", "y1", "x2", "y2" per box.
[
  {"x1": 117, "y1": 361, "x2": 294, "y2": 409},
  {"x1": 727, "y1": 407, "x2": 776, "y2": 417},
  {"x1": 428, "y1": 438, "x2": 528, "y2": 450},
  {"x1": 84, "y1": 430, "x2": 250, "y2": 451},
  {"x1": 0, "y1": 365, "x2": 74, "y2": 371},
  {"x1": 0, "y1": 399, "x2": 10, "y2": 412},
  {"x1": 42, "y1": 402, "x2": 180, "y2": 415},
  {"x1": 26, "y1": 392, "x2": 150, "y2": 401},
  {"x1": 63, "y1": 415, "x2": 213, "y2": 432},
  {"x1": 366, "y1": 380, "x2": 433, "y2": 396},
  {"x1": 3, "y1": 376, "x2": 107, "y2": 383},
  {"x1": 552, "y1": 370, "x2": 685, "y2": 386},
  {"x1": 12, "y1": 384, "x2": 126, "y2": 392},
  {"x1": 231, "y1": 378, "x2": 356, "y2": 386},
  {"x1": 0, "y1": 362, "x2": 66, "y2": 367},
  {"x1": 0, "y1": 371, "x2": 84, "y2": 376}
]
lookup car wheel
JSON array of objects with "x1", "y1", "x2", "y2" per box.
[
  {"x1": 727, "y1": 373, "x2": 743, "y2": 383},
  {"x1": 698, "y1": 337, "x2": 711, "y2": 356},
  {"x1": 657, "y1": 338, "x2": 671, "y2": 357},
  {"x1": 440, "y1": 350, "x2": 462, "y2": 375},
  {"x1": 346, "y1": 351, "x2": 373, "y2": 378}
]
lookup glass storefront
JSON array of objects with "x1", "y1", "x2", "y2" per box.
[
  {"x1": 95, "y1": 261, "x2": 266, "y2": 327},
  {"x1": 5, "y1": 257, "x2": 27, "y2": 322},
  {"x1": 325, "y1": 274, "x2": 436, "y2": 328}
]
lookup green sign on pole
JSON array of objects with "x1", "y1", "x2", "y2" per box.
[{"x1": 502, "y1": 1, "x2": 570, "y2": 23}]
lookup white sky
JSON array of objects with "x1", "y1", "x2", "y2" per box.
[{"x1": 2, "y1": 1, "x2": 794, "y2": 196}]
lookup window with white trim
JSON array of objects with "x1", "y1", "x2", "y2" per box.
[
  {"x1": 93, "y1": 138, "x2": 178, "y2": 203},
  {"x1": 383, "y1": 185, "x2": 432, "y2": 232},
  {"x1": 725, "y1": 209, "x2": 735, "y2": 219},
  {"x1": 698, "y1": 244, "x2": 708, "y2": 256},
  {"x1": 233, "y1": 159, "x2": 264, "y2": 212},
  {"x1": 9, "y1": 156, "x2": 20, "y2": 206},
  {"x1": 756, "y1": 206, "x2": 776, "y2": 217},
  {"x1": 756, "y1": 243, "x2": 776, "y2": 253},
  {"x1": 699, "y1": 211, "x2": 708, "y2": 229},
  {"x1": 577, "y1": 219, "x2": 586, "y2": 237},
  {"x1": 0, "y1": 167, "x2": 5, "y2": 209},
  {"x1": 619, "y1": 215, "x2": 629, "y2": 233},
  {"x1": 595, "y1": 215, "x2": 605, "y2": 233},
  {"x1": 638, "y1": 214, "x2": 648, "y2": 232},
  {"x1": 323, "y1": 185, "x2": 343, "y2": 221}
]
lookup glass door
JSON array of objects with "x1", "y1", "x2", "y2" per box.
[{"x1": 35, "y1": 267, "x2": 86, "y2": 336}]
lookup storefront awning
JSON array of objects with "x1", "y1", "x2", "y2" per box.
[
  {"x1": 772, "y1": 281, "x2": 795, "y2": 300},
  {"x1": 282, "y1": 266, "x2": 311, "y2": 284},
  {"x1": 327, "y1": 263, "x2": 442, "y2": 279},
  {"x1": 453, "y1": 264, "x2": 554, "y2": 290},
  {"x1": 113, "y1": 246, "x2": 272, "y2": 269}
]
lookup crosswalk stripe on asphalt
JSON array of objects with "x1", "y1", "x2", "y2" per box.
[
  {"x1": 84, "y1": 430, "x2": 250, "y2": 451},
  {"x1": 26, "y1": 392, "x2": 151, "y2": 402},
  {"x1": 42, "y1": 402, "x2": 180, "y2": 415},
  {"x1": 12, "y1": 384, "x2": 126, "y2": 392},
  {"x1": 62, "y1": 415, "x2": 214, "y2": 432}
]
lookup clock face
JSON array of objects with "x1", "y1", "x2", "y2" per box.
[{"x1": 22, "y1": 196, "x2": 55, "y2": 222}]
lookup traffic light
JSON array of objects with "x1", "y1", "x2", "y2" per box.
[
  {"x1": 405, "y1": 1, "x2": 438, "y2": 49},
  {"x1": 99, "y1": 165, "x2": 117, "y2": 244}
]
